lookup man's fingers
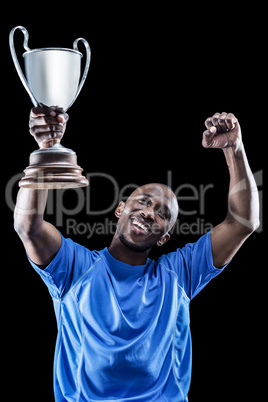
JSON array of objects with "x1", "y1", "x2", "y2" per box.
[
  {"x1": 202, "y1": 127, "x2": 216, "y2": 148},
  {"x1": 30, "y1": 111, "x2": 68, "y2": 128},
  {"x1": 204, "y1": 117, "x2": 214, "y2": 129},
  {"x1": 205, "y1": 112, "x2": 221, "y2": 129},
  {"x1": 226, "y1": 113, "x2": 237, "y2": 130},
  {"x1": 30, "y1": 106, "x2": 55, "y2": 118},
  {"x1": 30, "y1": 105, "x2": 68, "y2": 119},
  {"x1": 212, "y1": 113, "x2": 221, "y2": 132},
  {"x1": 218, "y1": 112, "x2": 228, "y2": 132},
  {"x1": 29, "y1": 106, "x2": 68, "y2": 148},
  {"x1": 29, "y1": 124, "x2": 64, "y2": 135},
  {"x1": 29, "y1": 115, "x2": 63, "y2": 128},
  {"x1": 205, "y1": 112, "x2": 238, "y2": 133},
  {"x1": 57, "y1": 112, "x2": 69, "y2": 124},
  {"x1": 53, "y1": 106, "x2": 65, "y2": 114},
  {"x1": 203, "y1": 126, "x2": 217, "y2": 138}
]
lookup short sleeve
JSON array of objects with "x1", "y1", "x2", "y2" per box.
[
  {"x1": 160, "y1": 231, "x2": 230, "y2": 300},
  {"x1": 27, "y1": 234, "x2": 98, "y2": 300}
]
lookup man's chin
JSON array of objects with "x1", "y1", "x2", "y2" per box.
[{"x1": 118, "y1": 232, "x2": 153, "y2": 253}]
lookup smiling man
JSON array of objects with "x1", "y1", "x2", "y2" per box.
[
  {"x1": 111, "y1": 184, "x2": 179, "y2": 261},
  {"x1": 14, "y1": 108, "x2": 259, "y2": 401}
]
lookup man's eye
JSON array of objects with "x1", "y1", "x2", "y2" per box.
[
  {"x1": 138, "y1": 198, "x2": 149, "y2": 205},
  {"x1": 158, "y1": 211, "x2": 167, "y2": 220}
]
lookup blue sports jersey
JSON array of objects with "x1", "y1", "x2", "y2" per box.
[{"x1": 28, "y1": 231, "x2": 228, "y2": 401}]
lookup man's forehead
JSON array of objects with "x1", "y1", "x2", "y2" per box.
[{"x1": 131, "y1": 184, "x2": 175, "y2": 204}]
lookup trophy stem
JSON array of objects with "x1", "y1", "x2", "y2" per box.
[
  {"x1": 19, "y1": 145, "x2": 89, "y2": 189},
  {"x1": 32, "y1": 143, "x2": 75, "y2": 155}
]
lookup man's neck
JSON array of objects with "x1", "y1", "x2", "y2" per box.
[{"x1": 108, "y1": 233, "x2": 150, "y2": 265}]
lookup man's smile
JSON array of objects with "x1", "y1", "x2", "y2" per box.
[{"x1": 130, "y1": 217, "x2": 151, "y2": 235}]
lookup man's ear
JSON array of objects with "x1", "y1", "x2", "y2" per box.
[
  {"x1": 115, "y1": 201, "x2": 125, "y2": 218},
  {"x1": 156, "y1": 233, "x2": 171, "y2": 247}
]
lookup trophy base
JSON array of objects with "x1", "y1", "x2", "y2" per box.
[{"x1": 19, "y1": 145, "x2": 89, "y2": 189}]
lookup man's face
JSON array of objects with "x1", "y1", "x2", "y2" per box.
[{"x1": 115, "y1": 184, "x2": 179, "y2": 253}]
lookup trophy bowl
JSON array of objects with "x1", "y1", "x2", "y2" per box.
[{"x1": 9, "y1": 26, "x2": 91, "y2": 189}]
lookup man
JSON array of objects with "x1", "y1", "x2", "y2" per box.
[{"x1": 14, "y1": 109, "x2": 259, "y2": 401}]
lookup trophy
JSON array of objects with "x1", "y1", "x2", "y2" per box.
[{"x1": 9, "y1": 25, "x2": 91, "y2": 188}]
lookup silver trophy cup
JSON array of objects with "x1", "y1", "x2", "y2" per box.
[{"x1": 9, "y1": 25, "x2": 91, "y2": 188}]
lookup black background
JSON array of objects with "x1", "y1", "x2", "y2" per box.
[{"x1": 3, "y1": 5, "x2": 265, "y2": 402}]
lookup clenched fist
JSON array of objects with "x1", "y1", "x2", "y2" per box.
[
  {"x1": 29, "y1": 105, "x2": 69, "y2": 149},
  {"x1": 202, "y1": 112, "x2": 242, "y2": 151}
]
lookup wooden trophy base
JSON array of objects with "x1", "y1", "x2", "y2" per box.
[{"x1": 19, "y1": 146, "x2": 89, "y2": 189}]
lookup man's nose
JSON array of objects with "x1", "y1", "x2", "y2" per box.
[{"x1": 140, "y1": 206, "x2": 155, "y2": 220}]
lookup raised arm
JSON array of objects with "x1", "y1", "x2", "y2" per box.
[
  {"x1": 14, "y1": 188, "x2": 61, "y2": 266},
  {"x1": 14, "y1": 106, "x2": 68, "y2": 267},
  {"x1": 202, "y1": 112, "x2": 260, "y2": 268}
]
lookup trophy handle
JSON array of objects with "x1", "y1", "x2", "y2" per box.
[
  {"x1": 66, "y1": 38, "x2": 91, "y2": 111},
  {"x1": 9, "y1": 26, "x2": 39, "y2": 107}
]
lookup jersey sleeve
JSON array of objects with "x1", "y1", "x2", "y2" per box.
[
  {"x1": 27, "y1": 233, "x2": 97, "y2": 300},
  {"x1": 161, "y1": 231, "x2": 230, "y2": 300}
]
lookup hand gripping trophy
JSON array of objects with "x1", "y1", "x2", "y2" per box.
[{"x1": 9, "y1": 26, "x2": 91, "y2": 188}]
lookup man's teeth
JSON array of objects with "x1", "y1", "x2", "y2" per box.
[{"x1": 133, "y1": 219, "x2": 149, "y2": 233}]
